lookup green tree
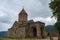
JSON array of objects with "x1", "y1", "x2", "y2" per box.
[{"x1": 49, "y1": 0, "x2": 60, "y2": 40}]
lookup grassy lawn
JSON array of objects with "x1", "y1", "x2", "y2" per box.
[
  {"x1": 0, "y1": 36, "x2": 58, "y2": 40},
  {"x1": 0, "y1": 36, "x2": 41, "y2": 40},
  {"x1": 0, "y1": 38, "x2": 40, "y2": 40}
]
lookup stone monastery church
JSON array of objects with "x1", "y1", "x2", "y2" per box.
[{"x1": 8, "y1": 8, "x2": 47, "y2": 38}]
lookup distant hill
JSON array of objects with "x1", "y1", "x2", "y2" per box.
[
  {"x1": 46, "y1": 25, "x2": 58, "y2": 36},
  {"x1": 0, "y1": 31, "x2": 8, "y2": 36},
  {"x1": 46, "y1": 25, "x2": 55, "y2": 32}
]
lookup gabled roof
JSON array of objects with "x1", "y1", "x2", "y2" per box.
[{"x1": 19, "y1": 8, "x2": 28, "y2": 15}]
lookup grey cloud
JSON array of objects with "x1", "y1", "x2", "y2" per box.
[
  {"x1": 0, "y1": 15, "x2": 12, "y2": 24},
  {"x1": 0, "y1": 10, "x2": 12, "y2": 24},
  {"x1": 37, "y1": 0, "x2": 50, "y2": 5},
  {"x1": 0, "y1": 0, "x2": 52, "y2": 23},
  {"x1": 23, "y1": 0, "x2": 51, "y2": 18},
  {"x1": 0, "y1": 0, "x2": 23, "y2": 24},
  {"x1": 0, "y1": 0, "x2": 51, "y2": 18},
  {"x1": 0, "y1": 22, "x2": 11, "y2": 31},
  {"x1": 0, "y1": 0, "x2": 55, "y2": 31}
]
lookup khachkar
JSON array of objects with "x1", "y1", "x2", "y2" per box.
[{"x1": 8, "y1": 8, "x2": 47, "y2": 38}]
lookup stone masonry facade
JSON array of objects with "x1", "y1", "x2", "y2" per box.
[{"x1": 8, "y1": 8, "x2": 47, "y2": 38}]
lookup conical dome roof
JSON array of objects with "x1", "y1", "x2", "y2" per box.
[{"x1": 19, "y1": 8, "x2": 28, "y2": 15}]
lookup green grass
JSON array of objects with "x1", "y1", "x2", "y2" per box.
[
  {"x1": 0, "y1": 36, "x2": 40, "y2": 40},
  {"x1": 0, "y1": 36, "x2": 58, "y2": 40}
]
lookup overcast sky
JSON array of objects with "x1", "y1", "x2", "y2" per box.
[{"x1": 0, "y1": 0, "x2": 56, "y2": 31}]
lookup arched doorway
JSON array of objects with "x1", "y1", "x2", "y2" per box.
[
  {"x1": 41, "y1": 27, "x2": 44, "y2": 38},
  {"x1": 32, "y1": 27, "x2": 37, "y2": 37}
]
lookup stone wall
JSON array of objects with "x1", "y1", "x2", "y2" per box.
[{"x1": 8, "y1": 9, "x2": 47, "y2": 38}]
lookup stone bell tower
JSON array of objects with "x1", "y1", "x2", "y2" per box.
[{"x1": 18, "y1": 8, "x2": 28, "y2": 23}]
